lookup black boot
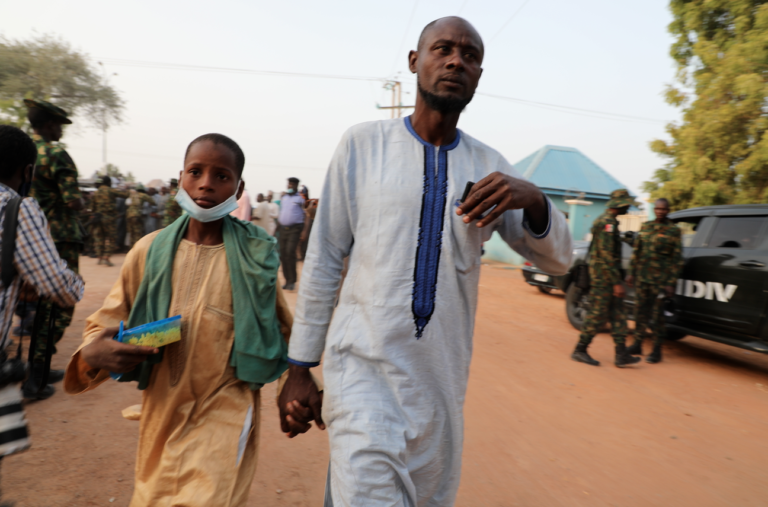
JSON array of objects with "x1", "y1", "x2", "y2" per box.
[
  {"x1": 571, "y1": 343, "x2": 600, "y2": 366},
  {"x1": 47, "y1": 369, "x2": 65, "y2": 384},
  {"x1": 22, "y1": 362, "x2": 56, "y2": 401},
  {"x1": 646, "y1": 344, "x2": 662, "y2": 364},
  {"x1": 626, "y1": 337, "x2": 643, "y2": 356},
  {"x1": 615, "y1": 343, "x2": 641, "y2": 368}
]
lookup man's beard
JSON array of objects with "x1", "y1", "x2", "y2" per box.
[{"x1": 417, "y1": 81, "x2": 474, "y2": 114}]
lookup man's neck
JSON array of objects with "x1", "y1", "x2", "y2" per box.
[
  {"x1": 184, "y1": 218, "x2": 224, "y2": 246},
  {"x1": 655, "y1": 218, "x2": 669, "y2": 224},
  {"x1": 408, "y1": 102, "x2": 461, "y2": 146},
  {"x1": 32, "y1": 130, "x2": 51, "y2": 143}
]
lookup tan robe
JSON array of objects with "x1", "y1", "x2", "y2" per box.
[{"x1": 65, "y1": 231, "x2": 293, "y2": 507}]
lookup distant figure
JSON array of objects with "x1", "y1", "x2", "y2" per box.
[
  {"x1": 625, "y1": 198, "x2": 683, "y2": 363},
  {"x1": 572, "y1": 189, "x2": 642, "y2": 368},
  {"x1": 252, "y1": 192, "x2": 278, "y2": 235},
  {"x1": 163, "y1": 178, "x2": 183, "y2": 227},
  {"x1": 144, "y1": 187, "x2": 160, "y2": 234},
  {"x1": 277, "y1": 177, "x2": 305, "y2": 290},
  {"x1": 230, "y1": 187, "x2": 252, "y2": 221},
  {"x1": 127, "y1": 186, "x2": 155, "y2": 248},
  {"x1": 91, "y1": 175, "x2": 129, "y2": 267},
  {"x1": 155, "y1": 186, "x2": 169, "y2": 226}
]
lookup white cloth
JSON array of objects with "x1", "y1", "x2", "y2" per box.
[
  {"x1": 230, "y1": 190, "x2": 252, "y2": 222},
  {"x1": 290, "y1": 118, "x2": 572, "y2": 507},
  {"x1": 252, "y1": 201, "x2": 278, "y2": 236}
]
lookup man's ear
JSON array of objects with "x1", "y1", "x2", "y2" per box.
[
  {"x1": 408, "y1": 50, "x2": 418, "y2": 74},
  {"x1": 236, "y1": 179, "x2": 245, "y2": 200}
]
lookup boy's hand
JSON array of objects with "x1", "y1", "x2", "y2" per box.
[
  {"x1": 80, "y1": 326, "x2": 159, "y2": 373},
  {"x1": 278, "y1": 364, "x2": 325, "y2": 438}
]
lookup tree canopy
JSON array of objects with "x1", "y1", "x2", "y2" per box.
[
  {"x1": 645, "y1": 1, "x2": 768, "y2": 209},
  {"x1": 0, "y1": 34, "x2": 124, "y2": 130}
]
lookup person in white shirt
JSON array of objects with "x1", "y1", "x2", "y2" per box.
[
  {"x1": 279, "y1": 17, "x2": 572, "y2": 507},
  {"x1": 252, "y1": 192, "x2": 278, "y2": 236}
]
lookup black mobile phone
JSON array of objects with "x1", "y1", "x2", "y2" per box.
[{"x1": 460, "y1": 181, "x2": 475, "y2": 203}]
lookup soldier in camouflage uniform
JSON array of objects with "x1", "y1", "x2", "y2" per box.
[
  {"x1": 163, "y1": 177, "x2": 182, "y2": 227},
  {"x1": 571, "y1": 189, "x2": 642, "y2": 368},
  {"x1": 91, "y1": 175, "x2": 129, "y2": 266},
  {"x1": 80, "y1": 191, "x2": 96, "y2": 257},
  {"x1": 23, "y1": 99, "x2": 84, "y2": 400},
  {"x1": 127, "y1": 185, "x2": 155, "y2": 247},
  {"x1": 625, "y1": 198, "x2": 683, "y2": 363}
]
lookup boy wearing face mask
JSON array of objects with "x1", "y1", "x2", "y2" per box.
[{"x1": 64, "y1": 134, "x2": 292, "y2": 507}]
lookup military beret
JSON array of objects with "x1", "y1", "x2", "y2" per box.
[{"x1": 23, "y1": 99, "x2": 72, "y2": 124}]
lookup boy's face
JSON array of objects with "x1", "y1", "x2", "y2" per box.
[{"x1": 181, "y1": 140, "x2": 243, "y2": 209}]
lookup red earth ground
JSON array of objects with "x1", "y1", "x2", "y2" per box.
[{"x1": 3, "y1": 256, "x2": 768, "y2": 506}]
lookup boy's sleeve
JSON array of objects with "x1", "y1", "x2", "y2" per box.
[{"x1": 64, "y1": 237, "x2": 149, "y2": 394}]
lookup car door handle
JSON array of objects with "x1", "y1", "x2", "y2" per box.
[{"x1": 739, "y1": 260, "x2": 766, "y2": 268}]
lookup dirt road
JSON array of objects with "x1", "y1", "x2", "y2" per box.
[{"x1": 4, "y1": 257, "x2": 768, "y2": 506}]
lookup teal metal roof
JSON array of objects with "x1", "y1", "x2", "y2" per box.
[{"x1": 515, "y1": 145, "x2": 630, "y2": 200}]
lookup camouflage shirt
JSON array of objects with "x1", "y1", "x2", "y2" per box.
[
  {"x1": 163, "y1": 188, "x2": 182, "y2": 227},
  {"x1": 588, "y1": 210, "x2": 623, "y2": 287},
  {"x1": 126, "y1": 192, "x2": 155, "y2": 219},
  {"x1": 29, "y1": 134, "x2": 82, "y2": 243},
  {"x1": 630, "y1": 220, "x2": 683, "y2": 287},
  {"x1": 92, "y1": 184, "x2": 129, "y2": 217}
]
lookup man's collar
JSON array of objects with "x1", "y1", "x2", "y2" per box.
[{"x1": 31, "y1": 133, "x2": 44, "y2": 142}]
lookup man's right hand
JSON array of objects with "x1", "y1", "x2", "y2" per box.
[
  {"x1": 613, "y1": 284, "x2": 626, "y2": 299},
  {"x1": 278, "y1": 364, "x2": 325, "y2": 438},
  {"x1": 80, "y1": 326, "x2": 159, "y2": 372}
]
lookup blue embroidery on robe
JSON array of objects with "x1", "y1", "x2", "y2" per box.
[{"x1": 404, "y1": 116, "x2": 461, "y2": 338}]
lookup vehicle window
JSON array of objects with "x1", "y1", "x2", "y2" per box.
[
  {"x1": 703, "y1": 216, "x2": 767, "y2": 249},
  {"x1": 673, "y1": 217, "x2": 702, "y2": 247}
]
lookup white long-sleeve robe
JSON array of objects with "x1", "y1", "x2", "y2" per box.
[{"x1": 290, "y1": 117, "x2": 572, "y2": 507}]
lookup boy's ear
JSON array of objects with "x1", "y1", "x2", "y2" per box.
[{"x1": 236, "y1": 179, "x2": 245, "y2": 200}]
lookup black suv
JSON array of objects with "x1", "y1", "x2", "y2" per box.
[{"x1": 522, "y1": 204, "x2": 768, "y2": 354}]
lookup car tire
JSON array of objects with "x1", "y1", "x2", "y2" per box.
[
  {"x1": 537, "y1": 286, "x2": 553, "y2": 295},
  {"x1": 565, "y1": 283, "x2": 590, "y2": 331},
  {"x1": 665, "y1": 329, "x2": 686, "y2": 341}
]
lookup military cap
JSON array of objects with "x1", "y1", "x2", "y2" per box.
[
  {"x1": 23, "y1": 99, "x2": 72, "y2": 124},
  {"x1": 136, "y1": 183, "x2": 146, "y2": 191},
  {"x1": 169, "y1": 178, "x2": 178, "y2": 186},
  {"x1": 607, "y1": 188, "x2": 639, "y2": 209}
]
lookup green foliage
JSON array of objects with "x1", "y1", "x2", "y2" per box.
[
  {"x1": 0, "y1": 34, "x2": 124, "y2": 130},
  {"x1": 91, "y1": 164, "x2": 135, "y2": 183},
  {"x1": 647, "y1": 1, "x2": 768, "y2": 209}
]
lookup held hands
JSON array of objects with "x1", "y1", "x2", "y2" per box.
[
  {"x1": 613, "y1": 284, "x2": 626, "y2": 299},
  {"x1": 278, "y1": 364, "x2": 325, "y2": 438},
  {"x1": 80, "y1": 326, "x2": 159, "y2": 373},
  {"x1": 456, "y1": 172, "x2": 547, "y2": 229}
]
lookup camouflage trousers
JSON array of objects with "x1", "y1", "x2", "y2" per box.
[
  {"x1": 634, "y1": 283, "x2": 666, "y2": 345},
  {"x1": 33, "y1": 242, "x2": 79, "y2": 362},
  {"x1": 578, "y1": 285, "x2": 627, "y2": 346},
  {"x1": 128, "y1": 216, "x2": 145, "y2": 248},
  {"x1": 92, "y1": 214, "x2": 118, "y2": 257}
]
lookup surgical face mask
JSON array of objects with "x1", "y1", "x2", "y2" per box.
[
  {"x1": 286, "y1": 188, "x2": 296, "y2": 194},
  {"x1": 175, "y1": 181, "x2": 240, "y2": 223}
]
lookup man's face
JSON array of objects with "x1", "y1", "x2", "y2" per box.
[
  {"x1": 654, "y1": 201, "x2": 670, "y2": 221},
  {"x1": 409, "y1": 18, "x2": 484, "y2": 114},
  {"x1": 287, "y1": 180, "x2": 298, "y2": 192},
  {"x1": 256, "y1": 193, "x2": 264, "y2": 203},
  {"x1": 181, "y1": 140, "x2": 243, "y2": 209},
  {"x1": 161, "y1": 187, "x2": 168, "y2": 195},
  {"x1": 47, "y1": 121, "x2": 64, "y2": 142},
  {"x1": 616, "y1": 206, "x2": 630, "y2": 216}
]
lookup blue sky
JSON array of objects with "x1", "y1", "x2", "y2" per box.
[{"x1": 3, "y1": 0, "x2": 678, "y2": 202}]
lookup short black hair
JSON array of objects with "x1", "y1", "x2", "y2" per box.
[
  {"x1": 0, "y1": 124, "x2": 37, "y2": 180},
  {"x1": 101, "y1": 175, "x2": 112, "y2": 187},
  {"x1": 417, "y1": 16, "x2": 484, "y2": 52},
  {"x1": 27, "y1": 107, "x2": 58, "y2": 130},
  {"x1": 184, "y1": 133, "x2": 245, "y2": 177},
  {"x1": 655, "y1": 198, "x2": 670, "y2": 207},
  {"x1": 288, "y1": 177, "x2": 299, "y2": 185}
]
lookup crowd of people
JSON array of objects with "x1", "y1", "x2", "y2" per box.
[{"x1": 0, "y1": 15, "x2": 691, "y2": 507}]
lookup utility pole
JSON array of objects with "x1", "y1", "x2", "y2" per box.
[{"x1": 377, "y1": 81, "x2": 414, "y2": 118}]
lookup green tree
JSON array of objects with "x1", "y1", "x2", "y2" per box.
[
  {"x1": 0, "y1": 34, "x2": 124, "y2": 129},
  {"x1": 92, "y1": 163, "x2": 135, "y2": 183},
  {"x1": 645, "y1": 1, "x2": 768, "y2": 209}
]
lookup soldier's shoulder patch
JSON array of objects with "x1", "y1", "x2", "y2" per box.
[{"x1": 605, "y1": 224, "x2": 614, "y2": 232}]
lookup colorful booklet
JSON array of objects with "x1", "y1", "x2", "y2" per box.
[{"x1": 110, "y1": 315, "x2": 181, "y2": 380}]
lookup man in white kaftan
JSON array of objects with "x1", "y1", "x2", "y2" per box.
[{"x1": 280, "y1": 17, "x2": 572, "y2": 507}]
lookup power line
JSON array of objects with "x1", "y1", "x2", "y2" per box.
[
  {"x1": 389, "y1": 0, "x2": 421, "y2": 76},
  {"x1": 489, "y1": 0, "x2": 533, "y2": 42},
  {"x1": 475, "y1": 91, "x2": 667, "y2": 124},
  {"x1": 97, "y1": 58, "x2": 385, "y2": 83}
]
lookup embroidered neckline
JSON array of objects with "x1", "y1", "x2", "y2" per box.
[{"x1": 405, "y1": 116, "x2": 460, "y2": 338}]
